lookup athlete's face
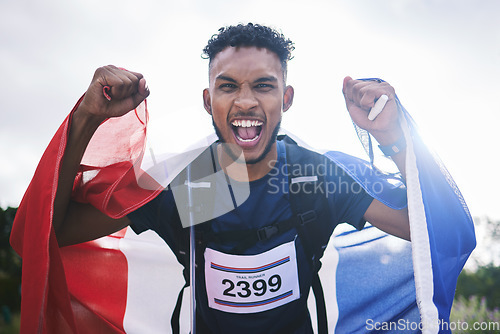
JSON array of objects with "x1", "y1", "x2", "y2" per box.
[{"x1": 203, "y1": 46, "x2": 294, "y2": 166}]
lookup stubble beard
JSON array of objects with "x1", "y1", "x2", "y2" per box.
[{"x1": 212, "y1": 118, "x2": 281, "y2": 165}]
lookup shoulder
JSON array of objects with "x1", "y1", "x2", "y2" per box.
[
  {"x1": 278, "y1": 135, "x2": 343, "y2": 180},
  {"x1": 278, "y1": 135, "x2": 328, "y2": 163}
]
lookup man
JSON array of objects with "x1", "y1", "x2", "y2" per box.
[
  {"x1": 54, "y1": 24, "x2": 409, "y2": 244},
  {"x1": 51, "y1": 23, "x2": 410, "y2": 333}
]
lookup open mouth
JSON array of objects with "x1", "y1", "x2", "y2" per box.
[{"x1": 231, "y1": 119, "x2": 263, "y2": 144}]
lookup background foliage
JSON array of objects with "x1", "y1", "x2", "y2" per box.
[{"x1": 0, "y1": 207, "x2": 20, "y2": 333}]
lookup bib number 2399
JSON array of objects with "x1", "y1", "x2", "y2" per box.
[{"x1": 204, "y1": 240, "x2": 300, "y2": 314}]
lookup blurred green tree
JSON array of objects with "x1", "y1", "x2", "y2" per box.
[
  {"x1": 0, "y1": 207, "x2": 21, "y2": 312},
  {"x1": 456, "y1": 265, "x2": 500, "y2": 311},
  {"x1": 454, "y1": 217, "x2": 500, "y2": 310}
]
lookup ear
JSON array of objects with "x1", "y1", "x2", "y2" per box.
[
  {"x1": 282, "y1": 85, "x2": 294, "y2": 112},
  {"x1": 203, "y1": 88, "x2": 212, "y2": 115}
]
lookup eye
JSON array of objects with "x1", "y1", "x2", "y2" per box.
[
  {"x1": 219, "y1": 83, "x2": 237, "y2": 91},
  {"x1": 255, "y1": 83, "x2": 274, "y2": 91}
]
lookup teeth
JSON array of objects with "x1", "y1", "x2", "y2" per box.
[
  {"x1": 236, "y1": 135, "x2": 259, "y2": 142},
  {"x1": 231, "y1": 120, "x2": 263, "y2": 127}
]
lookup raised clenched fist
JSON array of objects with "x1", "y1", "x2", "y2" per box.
[{"x1": 78, "y1": 65, "x2": 150, "y2": 122}]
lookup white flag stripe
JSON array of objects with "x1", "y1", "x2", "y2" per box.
[
  {"x1": 291, "y1": 176, "x2": 318, "y2": 184},
  {"x1": 400, "y1": 112, "x2": 439, "y2": 334},
  {"x1": 121, "y1": 228, "x2": 185, "y2": 333}
]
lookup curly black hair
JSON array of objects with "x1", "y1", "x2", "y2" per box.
[{"x1": 202, "y1": 23, "x2": 294, "y2": 73}]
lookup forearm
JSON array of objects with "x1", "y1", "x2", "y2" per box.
[
  {"x1": 367, "y1": 128, "x2": 409, "y2": 240},
  {"x1": 52, "y1": 103, "x2": 104, "y2": 234},
  {"x1": 390, "y1": 147, "x2": 406, "y2": 181},
  {"x1": 365, "y1": 128, "x2": 410, "y2": 240},
  {"x1": 374, "y1": 128, "x2": 407, "y2": 181}
]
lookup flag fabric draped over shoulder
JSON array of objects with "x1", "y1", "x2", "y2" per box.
[
  {"x1": 10, "y1": 97, "x2": 163, "y2": 333},
  {"x1": 10, "y1": 94, "x2": 475, "y2": 333}
]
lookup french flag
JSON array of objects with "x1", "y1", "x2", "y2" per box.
[{"x1": 10, "y1": 94, "x2": 475, "y2": 333}]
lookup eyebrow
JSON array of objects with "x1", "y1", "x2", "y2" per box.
[
  {"x1": 215, "y1": 75, "x2": 237, "y2": 83},
  {"x1": 254, "y1": 76, "x2": 278, "y2": 83},
  {"x1": 215, "y1": 75, "x2": 278, "y2": 83}
]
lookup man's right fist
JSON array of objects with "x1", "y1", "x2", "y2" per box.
[{"x1": 78, "y1": 65, "x2": 150, "y2": 121}]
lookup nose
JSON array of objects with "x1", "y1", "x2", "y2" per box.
[{"x1": 234, "y1": 85, "x2": 258, "y2": 111}]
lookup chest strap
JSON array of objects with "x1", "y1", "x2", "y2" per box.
[{"x1": 197, "y1": 210, "x2": 317, "y2": 254}]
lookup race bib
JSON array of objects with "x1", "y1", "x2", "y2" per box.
[{"x1": 204, "y1": 240, "x2": 300, "y2": 314}]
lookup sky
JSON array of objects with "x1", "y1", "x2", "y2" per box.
[{"x1": 1, "y1": 0, "x2": 499, "y2": 224}]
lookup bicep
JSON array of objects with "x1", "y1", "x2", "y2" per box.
[
  {"x1": 363, "y1": 199, "x2": 410, "y2": 241},
  {"x1": 56, "y1": 201, "x2": 131, "y2": 247}
]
